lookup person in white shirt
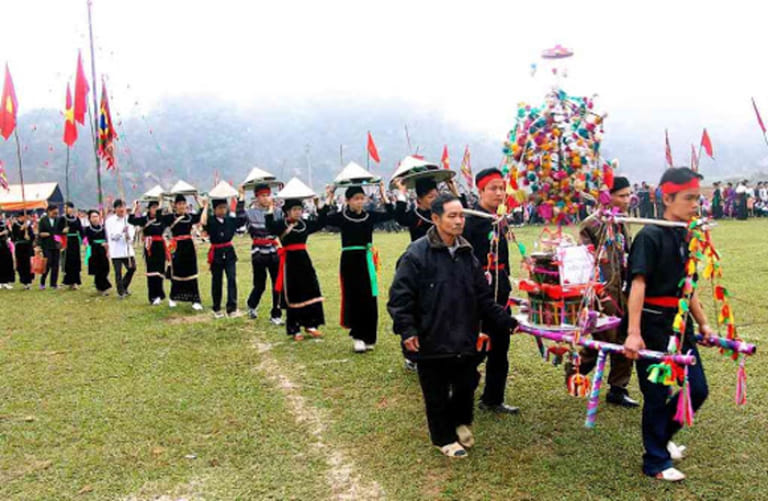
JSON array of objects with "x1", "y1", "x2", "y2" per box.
[{"x1": 105, "y1": 199, "x2": 137, "y2": 298}]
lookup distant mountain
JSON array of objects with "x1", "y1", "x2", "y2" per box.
[{"x1": 2, "y1": 97, "x2": 767, "y2": 206}]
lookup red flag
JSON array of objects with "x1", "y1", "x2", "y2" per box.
[
  {"x1": 460, "y1": 145, "x2": 473, "y2": 188},
  {"x1": 98, "y1": 82, "x2": 118, "y2": 170},
  {"x1": 700, "y1": 128, "x2": 714, "y2": 159},
  {"x1": 0, "y1": 64, "x2": 19, "y2": 140},
  {"x1": 664, "y1": 129, "x2": 673, "y2": 168},
  {"x1": 441, "y1": 145, "x2": 450, "y2": 170},
  {"x1": 74, "y1": 51, "x2": 89, "y2": 125},
  {"x1": 690, "y1": 144, "x2": 699, "y2": 172},
  {"x1": 752, "y1": 97, "x2": 766, "y2": 133},
  {"x1": 63, "y1": 83, "x2": 78, "y2": 147},
  {"x1": 367, "y1": 131, "x2": 380, "y2": 163}
]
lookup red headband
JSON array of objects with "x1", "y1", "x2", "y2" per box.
[
  {"x1": 661, "y1": 178, "x2": 700, "y2": 195},
  {"x1": 477, "y1": 173, "x2": 504, "y2": 191},
  {"x1": 255, "y1": 188, "x2": 271, "y2": 196}
]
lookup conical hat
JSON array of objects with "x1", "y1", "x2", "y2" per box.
[
  {"x1": 141, "y1": 184, "x2": 165, "y2": 201},
  {"x1": 208, "y1": 180, "x2": 239, "y2": 198},
  {"x1": 275, "y1": 177, "x2": 316, "y2": 200},
  {"x1": 169, "y1": 180, "x2": 198, "y2": 195},
  {"x1": 390, "y1": 155, "x2": 440, "y2": 179},
  {"x1": 242, "y1": 166, "x2": 281, "y2": 189},
  {"x1": 334, "y1": 161, "x2": 381, "y2": 187},
  {"x1": 389, "y1": 155, "x2": 454, "y2": 189}
]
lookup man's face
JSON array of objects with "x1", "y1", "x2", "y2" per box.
[
  {"x1": 664, "y1": 187, "x2": 701, "y2": 221},
  {"x1": 175, "y1": 201, "x2": 187, "y2": 214},
  {"x1": 256, "y1": 192, "x2": 271, "y2": 208},
  {"x1": 214, "y1": 204, "x2": 228, "y2": 218},
  {"x1": 66, "y1": 206, "x2": 75, "y2": 216},
  {"x1": 479, "y1": 179, "x2": 506, "y2": 210},
  {"x1": 89, "y1": 213, "x2": 100, "y2": 225},
  {"x1": 48, "y1": 209, "x2": 59, "y2": 219},
  {"x1": 148, "y1": 205, "x2": 158, "y2": 217},
  {"x1": 115, "y1": 205, "x2": 126, "y2": 217},
  {"x1": 418, "y1": 189, "x2": 438, "y2": 209},
  {"x1": 611, "y1": 187, "x2": 632, "y2": 212},
  {"x1": 432, "y1": 200, "x2": 465, "y2": 237},
  {"x1": 347, "y1": 193, "x2": 367, "y2": 212}
]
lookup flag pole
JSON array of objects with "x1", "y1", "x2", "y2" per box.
[
  {"x1": 87, "y1": 0, "x2": 104, "y2": 214},
  {"x1": 366, "y1": 132, "x2": 370, "y2": 169},
  {"x1": 13, "y1": 128, "x2": 27, "y2": 217},
  {"x1": 65, "y1": 146, "x2": 70, "y2": 202},
  {"x1": 404, "y1": 124, "x2": 412, "y2": 154}
]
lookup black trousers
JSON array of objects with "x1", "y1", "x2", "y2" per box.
[
  {"x1": 147, "y1": 276, "x2": 166, "y2": 302},
  {"x1": 112, "y1": 257, "x2": 136, "y2": 296},
  {"x1": 212, "y1": 259, "x2": 237, "y2": 313},
  {"x1": 247, "y1": 255, "x2": 281, "y2": 318},
  {"x1": 417, "y1": 356, "x2": 479, "y2": 447},
  {"x1": 478, "y1": 323, "x2": 511, "y2": 406},
  {"x1": 41, "y1": 248, "x2": 60, "y2": 287}
]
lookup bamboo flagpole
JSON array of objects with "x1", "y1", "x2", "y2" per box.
[
  {"x1": 751, "y1": 97, "x2": 768, "y2": 147},
  {"x1": 87, "y1": 0, "x2": 104, "y2": 214},
  {"x1": 13, "y1": 129, "x2": 27, "y2": 217}
]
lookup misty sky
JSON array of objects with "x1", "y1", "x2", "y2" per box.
[{"x1": 1, "y1": 0, "x2": 766, "y2": 154}]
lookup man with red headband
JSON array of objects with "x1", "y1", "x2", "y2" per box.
[
  {"x1": 623, "y1": 167, "x2": 714, "y2": 482},
  {"x1": 463, "y1": 168, "x2": 519, "y2": 415},
  {"x1": 241, "y1": 184, "x2": 283, "y2": 323},
  {"x1": 566, "y1": 176, "x2": 638, "y2": 407}
]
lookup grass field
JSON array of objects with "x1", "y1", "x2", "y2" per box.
[{"x1": 1, "y1": 219, "x2": 766, "y2": 500}]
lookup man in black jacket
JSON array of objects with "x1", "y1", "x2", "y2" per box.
[
  {"x1": 388, "y1": 193, "x2": 518, "y2": 458},
  {"x1": 36, "y1": 204, "x2": 61, "y2": 289}
]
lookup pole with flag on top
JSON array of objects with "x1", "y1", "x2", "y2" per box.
[
  {"x1": 63, "y1": 83, "x2": 78, "y2": 201},
  {"x1": 366, "y1": 131, "x2": 380, "y2": 169},
  {"x1": 87, "y1": 0, "x2": 105, "y2": 214},
  {"x1": 664, "y1": 129, "x2": 674, "y2": 169},
  {"x1": 751, "y1": 97, "x2": 768, "y2": 147},
  {"x1": 0, "y1": 64, "x2": 26, "y2": 216},
  {"x1": 698, "y1": 128, "x2": 714, "y2": 172},
  {"x1": 690, "y1": 144, "x2": 699, "y2": 172},
  {"x1": 460, "y1": 145, "x2": 473, "y2": 190},
  {"x1": 441, "y1": 145, "x2": 450, "y2": 170}
]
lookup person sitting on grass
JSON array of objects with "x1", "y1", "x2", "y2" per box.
[{"x1": 388, "y1": 193, "x2": 518, "y2": 458}]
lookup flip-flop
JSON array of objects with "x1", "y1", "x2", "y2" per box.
[
  {"x1": 306, "y1": 328, "x2": 323, "y2": 338},
  {"x1": 438, "y1": 442, "x2": 467, "y2": 458},
  {"x1": 293, "y1": 333, "x2": 304, "y2": 341}
]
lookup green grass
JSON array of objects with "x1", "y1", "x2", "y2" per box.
[{"x1": 1, "y1": 219, "x2": 767, "y2": 500}]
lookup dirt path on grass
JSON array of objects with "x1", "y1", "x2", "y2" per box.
[{"x1": 252, "y1": 336, "x2": 384, "y2": 500}]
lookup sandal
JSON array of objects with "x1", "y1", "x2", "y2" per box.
[
  {"x1": 655, "y1": 467, "x2": 685, "y2": 482},
  {"x1": 305, "y1": 328, "x2": 323, "y2": 338},
  {"x1": 456, "y1": 425, "x2": 475, "y2": 449},
  {"x1": 438, "y1": 442, "x2": 467, "y2": 458},
  {"x1": 293, "y1": 333, "x2": 304, "y2": 341}
]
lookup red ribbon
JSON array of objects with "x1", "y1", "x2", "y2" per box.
[
  {"x1": 275, "y1": 244, "x2": 308, "y2": 293},
  {"x1": 207, "y1": 242, "x2": 233, "y2": 266}
]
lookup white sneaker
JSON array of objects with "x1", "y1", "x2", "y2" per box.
[
  {"x1": 228, "y1": 310, "x2": 244, "y2": 318},
  {"x1": 152, "y1": 297, "x2": 162, "y2": 306},
  {"x1": 655, "y1": 467, "x2": 686, "y2": 482},
  {"x1": 667, "y1": 442, "x2": 687, "y2": 461},
  {"x1": 192, "y1": 302, "x2": 203, "y2": 311},
  {"x1": 365, "y1": 344, "x2": 375, "y2": 351},
  {"x1": 270, "y1": 317, "x2": 283, "y2": 326},
  {"x1": 6, "y1": 284, "x2": 14, "y2": 290},
  {"x1": 213, "y1": 311, "x2": 226, "y2": 319},
  {"x1": 353, "y1": 339, "x2": 366, "y2": 353},
  {"x1": 168, "y1": 299, "x2": 177, "y2": 308}
]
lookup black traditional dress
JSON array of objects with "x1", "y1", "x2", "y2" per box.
[
  {"x1": 0, "y1": 219, "x2": 14, "y2": 284},
  {"x1": 266, "y1": 209, "x2": 327, "y2": 336},
  {"x1": 326, "y1": 204, "x2": 394, "y2": 345},
  {"x1": 59, "y1": 215, "x2": 83, "y2": 286},
  {"x1": 161, "y1": 212, "x2": 202, "y2": 303},
  {"x1": 11, "y1": 220, "x2": 34, "y2": 285},
  {"x1": 84, "y1": 225, "x2": 111, "y2": 292},
  {"x1": 394, "y1": 201, "x2": 434, "y2": 242},
  {"x1": 129, "y1": 213, "x2": 168, "y2": 303}
]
